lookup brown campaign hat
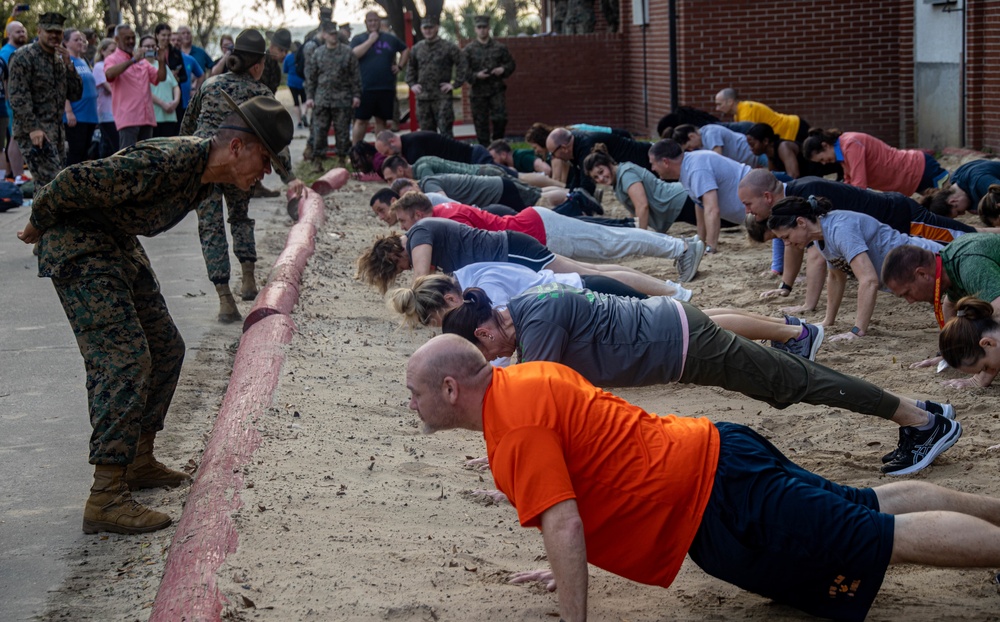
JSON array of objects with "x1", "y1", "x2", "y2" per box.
[
  {"x1": 272, "y1": 28, "x2": 292, "y2": 50},
  {"x1": 221, "y1": 92, "x2": 293, "y2": 178},
  {"x1": 233, "y1": 29, "x2": 266, "y2": 55}
]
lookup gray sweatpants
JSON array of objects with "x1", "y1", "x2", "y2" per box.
[{"x1": 534, "y1": 206, "x2": 686, "y2": 262}]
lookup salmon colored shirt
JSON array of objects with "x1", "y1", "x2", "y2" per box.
[
  {"x1": 735, "y1": 100, "x2": 800, "y2": 142},
  {"x1": 432, "y1": 202, "x2": 547, "y2": 245},
  {"x1": 105, "y1": 48, "x2": 161, "y2": 130},
  {"x1": 837, "y1": 131, "x2": 925, "y2": 196},
  {"x1": 483, "y1": 362, "x2": 720, "y2": 589}
]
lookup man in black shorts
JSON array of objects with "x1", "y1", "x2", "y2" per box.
[
  {"x1": 375, "y1": 129, "x2": 493, "y2": 167},
  {"x1": 350, "y1": 11, "x2": 408, "y2": 144}
]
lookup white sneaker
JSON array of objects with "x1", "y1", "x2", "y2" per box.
[{"x1": 664, "y1": 279, "x2": 693, "y2": 302}]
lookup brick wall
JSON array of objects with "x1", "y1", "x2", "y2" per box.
[
  {"x1": 668, "y1": 0, "x2": 915, "y2": 147},
  {"x1": 486, "y1": 33, "x2": 628, "y2": 137},
  {"x1": 966, "y1": 0, "x2": 1000, "y2": 152}
]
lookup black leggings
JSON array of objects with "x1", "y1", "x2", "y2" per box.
[
  {"x1": 580, "y1": 275, "x2": 647, "y2": 299},
  {"x1": 676, "y1": 196, "x2": 740, "y2": 228}
]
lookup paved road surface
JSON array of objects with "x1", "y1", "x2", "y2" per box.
[{"x1": 0, "y1": 188, "x2": 277, "y2": 621}]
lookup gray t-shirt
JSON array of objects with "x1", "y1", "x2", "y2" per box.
[
  {"x1": 420, "y1": 174, "x2": 503, "y2": 207},
  {"x1": 817, "y1": 210, "x2": 943, "y2": 290},
  {"x1": 508, "y1": 283, "x2": 686, "y2": 387},
  {"x1": 679, "y1": 150, "x2": 751, "y2": 225},
  {"x1": 613, "y1": 162, "x2": 689, "y2": 233},
  {"x1": 405, "y1": 217, "x2": 509, "y2": 273},
  {"x1": 699, "y1": 124, "x2": 757, "y2": 168}
]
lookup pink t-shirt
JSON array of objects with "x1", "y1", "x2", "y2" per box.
[
  {"x1": 839, "y1": 131, "x2": 925, "y2": 196},
  {"x1": 105, "y1": 49, "x2": 160, "y2": 130}
]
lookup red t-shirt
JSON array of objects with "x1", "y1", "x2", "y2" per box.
[
  {"x1": 433, "y1": 203, "x2": 547, "y2": 245},
  {"x1": 482, "y1": 362, "x2": 719, "y2": 589}
]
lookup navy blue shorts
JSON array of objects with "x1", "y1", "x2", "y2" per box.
[
  {"x1": 918, "y1": 151, "x2": 950, "y2": 192},
  {"x1": 505, "y1": 230, "x2": 554, "y2": 271},
  {"x1": 355, "y1": 89, "x2": 395, "y2": 122},
  {"x1": 687, "y1": 423, "x2": 894, "y2": 622}
]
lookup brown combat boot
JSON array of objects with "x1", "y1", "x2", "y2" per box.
[
  {"x1": 82, "y1": 465, "x2": 172, "y2": 534},
  {"x1": 215, "y1": 283, "x2": 241, "y2": 323},
  {"x1": 239, "y1": 261, "x2": 258, "y2": 301},
  {"x1": 125, "y1": 433, "x2": 193, "y2": 490}
]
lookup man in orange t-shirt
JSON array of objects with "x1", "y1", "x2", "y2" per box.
[{"x1": 406, "y1": 335, "x2": 1000, "y2": 622}]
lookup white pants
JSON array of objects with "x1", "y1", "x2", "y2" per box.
[{"x1": 534, "y1": 207, "x2": 686, "y2": 261}]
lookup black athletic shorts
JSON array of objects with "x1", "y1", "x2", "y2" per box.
[
  {"x1": 289, "y1": 87, "x2": 306, "y2": 107},
  {"x1": 505, "y1": 230, "x2": 554, "y2": 271},
  {"x1": 355, "y1": 89, "x2": 395, "y2": 122}
]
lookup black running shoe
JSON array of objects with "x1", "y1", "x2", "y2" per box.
[
  {"x1": 882, "y1": 402, "x2": 956, "y2": 464},
  {"x1": 881, "y1": 415, "x2": 962, "y2": 476}
]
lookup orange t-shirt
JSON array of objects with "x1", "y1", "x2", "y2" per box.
[{"x1": 482, "y1": 362, "x2": 720, "y2": 589}]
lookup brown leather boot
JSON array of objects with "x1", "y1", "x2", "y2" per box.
[
  {"x1": 125, "y1": 433, "x2": 192, "y2": 490},
  {"x1": 215, "y1": 283, "x2": 241, "y2": 323},
  {"x1": 239, "y1": 261, "x2": 258, "y2": 301},
  {"x1": 82, "y1": 465, "x2": 172, "y2": 534}
]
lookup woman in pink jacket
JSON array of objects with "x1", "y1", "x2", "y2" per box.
[{"x1": 803, "y1": 128, "x2": 948, "y2": 196}]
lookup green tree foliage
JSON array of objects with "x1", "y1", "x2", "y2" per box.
[{"x1": 439, "y1": 0, "x2": 540, "y2": 40}]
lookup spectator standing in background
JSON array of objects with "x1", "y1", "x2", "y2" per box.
[
  {"x1": 350, "y1": 10, "x2": 408, "y2": 145},
  {"x1": 62, "y1": 28, "x2": 99, "y2": 165},
  {"x1": 104, "y1": 23, "x2": 167, "y2": 150},
  {"x1": 92, "y1": 38, "x2": 119, "y2": 157}
]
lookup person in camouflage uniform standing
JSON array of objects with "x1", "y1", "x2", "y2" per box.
[
  {"x1": 8, "y1": 13, "x2": 83, "y2": 187},
  {"x1": 563, "y1": 0, "x2": 596, "y2": 34},
  {"x1": 16, "y1": 96, "x2": 294, "y2": 535},
  {"x1": 181, "y1": 29, "x2": 304, "y2": 323},
  {"x1": 461, "y1": 15, "x2": 515, "y2": 146},
  {"x1": 406, "y1": 16, "x2": 464, "y2": 139},
  {"x1": 304, "y1": 21, "x2": 360, "y2": 171}
]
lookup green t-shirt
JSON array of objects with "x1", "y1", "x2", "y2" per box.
[
  {"x1": 512, "y1": 148, "x2": 537, "y2": 173},
  {"x1": 941, "y1": 232, "x2": 1000, "y2": 303}
]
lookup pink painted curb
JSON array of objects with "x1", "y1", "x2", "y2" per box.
[
  {"x1": 310, "y1": 167, "x2": 349, "y2": 196},
  {"x1": 150, "y1": 188, "x2": 325, "y2": 621}
]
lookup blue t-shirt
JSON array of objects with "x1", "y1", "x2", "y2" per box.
[
  {"x1": 951, "y1": 160, "x2": 1000, "y2": 212},
  {"x1": 179, "y1": 52, "x2": 204, "y2": 108},
  {"x1": 350, "y1": 32, "x2": 406, "y2": 91},
  {"x1": 187, "y1": 45, "x2": 213, "y2": 72},
  {"x1": 65, "y1": 56, "x2": 98, "y2": 124},
  {"x1": 283, "y1": 52, "x2": 303, "y2": 90}
]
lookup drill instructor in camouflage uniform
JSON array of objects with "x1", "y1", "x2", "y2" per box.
[
  {"x1": 405, "y1": 16, "x2": 464, "y2": 139},
  {"x1": 461, "y1": 15, "x2": 515, "y2": 146},
  {"x1": 304, "y1": 21, "x2": 361, "y2": 170},
  {"x1": 181, "y1": 29, "x2": 304, "y2": 323},
  {"x1": 17, "y1": 95, "x2": 295, "y2": 535},
  {"x1": 8, "y1": 13, "x2": 83, "y2": 187}
]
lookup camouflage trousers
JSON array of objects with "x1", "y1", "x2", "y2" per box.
[
  {"x1": 312, "y1": 105, "x2": 353, "y2": 160},
  {"x1": 17, "y1": 134, "x2": 65, "y2": 188},
  {"x1": 470, "y1": 92, "x2": 508, "y2": 146},
  {"x1": 416, "y1": 96, "x2": 454, "y2": 139},
  {"x1": 53, "y1": 261, "x2": 185, "y2": 465},
  {"x1": 196, "y1": 183, "x2": 255, "y2": 284}
]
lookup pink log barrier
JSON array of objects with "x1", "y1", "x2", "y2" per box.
[
  {"x1": 310, "y1": 167, "x2": 349, "y2": 196},
  {"x1": 149, "y1": 314, "x2": 295, "y2": 622}
]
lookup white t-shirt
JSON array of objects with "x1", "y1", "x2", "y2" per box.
[
  {"x1": 453, "y1": 262, "x2": 583, "y2": 306},
  {"x1": 679, "y1": 150, "x2": 751, "y2": 225}
]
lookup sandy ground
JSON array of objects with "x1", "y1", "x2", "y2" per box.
[{"x1": 39, "y1": 150, "x2": 1000, "y2": 621}]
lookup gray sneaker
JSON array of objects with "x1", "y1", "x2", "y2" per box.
[
  {"x1": 771, "y1": 322, "x2": 824, "y2": 361},
  {"x1": 675, "y1": 236, "x2": 705, "y2": 283}
]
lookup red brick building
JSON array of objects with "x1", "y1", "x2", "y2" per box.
[{"x1": 484, "y1": 0, "x2": 998, "y2": 151}]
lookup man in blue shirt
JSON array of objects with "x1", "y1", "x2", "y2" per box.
[
  {"x1": 0, "y1": 20, "x2": 27, "y2": 182},
  {"x1": 176, "y1": 25, "x2": 213, "y2": 72},
  {"x1": 350, "y1": 11, "x2": 408, "y2": 144},
  {"x1": 171, "y1": 30, "x2": 204, "y2": 124}
]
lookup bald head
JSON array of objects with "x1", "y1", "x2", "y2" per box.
[
  {"x1": 406, "y1": 335, "x2": 492, "y2": 434},
  {"x1": 545, "y1": 128, "x2": 573, "y2": 161},
  {"x1": 6, "y1": 21, "x2": 27, "y2": 46},
  {"x1": 737, "y1": 169, "x2": 786, "y2": 220},
  {"x1": 375, "y1": 130, "x2": 401, "y2": 156},
  {"x1": 715, "y1": 87, "x2": 738, "y2": 116}
]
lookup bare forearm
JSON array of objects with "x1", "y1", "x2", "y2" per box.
[
  {"x1": 853, "y1": 280, "x2": 879, "y2": 332},
  {"x1": 824, "y1": 272, "x2": 847, "y2": 325},
  {"x1": 541, "y1": 503, "x2": 588, "y2": 622}
]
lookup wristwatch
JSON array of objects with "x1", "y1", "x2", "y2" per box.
[{"x1": 850, "y1": 326, "x2": 862, "y2": 335}]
